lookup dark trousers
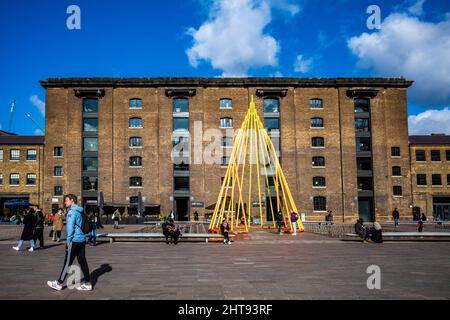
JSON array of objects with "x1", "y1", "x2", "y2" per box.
[
  {"x1": 167, "y1": 232, "x2": 179, "y2": 244},
  {"x1": 58, "y1": 242, "x2": 90, "y2": 284},
  {"x1": 34, "y1": 227, "x2": 44, "y2": 247},
  {"x1": 223, "y1": 231, "x2": 230, "y2": 242}
]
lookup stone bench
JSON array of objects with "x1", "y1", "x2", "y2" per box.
[
  {"x1": 100, "y1": 232, "x2": 236, "y2": 243},
  {"x1": 344, "y1": 232, "x2": 450, "y2": 241}
]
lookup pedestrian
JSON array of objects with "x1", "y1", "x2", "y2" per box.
[
  {"x1": 194, "y1": 211, "x2": 199, "y2": 222},
  {"x1": 417, "y1": 219, "x2": 424, "y2": 232},
  {"x1": 275, "y1": 211, "x2": 284, "y2": 235},
  {"x1": 392, "y1": 208, "x2": 400, "y2": 228},
  {"x1": 167, "y1": 210, "x2": 175, "y2": 221},
  {"x1": 327, "y1": 210, "x2": 334, "y2": 225},
  {"x1": 167, "y1": 219, "x2": 181, "y2": 244},
  {"x1": 420, "y1": 213, "x2": 427, "y2": 222},
  {"x1": 220, "y1": 218, "x2": 231, "y2": 244},
  {"x1": 33, "y1": 207, "x2": 45, "y2": 249},
  {"x1": 354, "y1": 218, "x2": 370, "y2": 243},
  {"x1": 112, "y1": 209, "x2": 121, "y2": 229},
  {"x1": 290, "y1": 211, "x2": 299, "y2": 236},
  {"x1": 47, "y1": 194, "x2": 92, "y2": 291},
  {"x1": 88, "y1": 212, "x2": 103, "y2": 246},
  {"x1": 53, "y1": 209, "x2": 64, "y2": 242},
  {"x1": 12, "y1": 208, "x2": 36, "y2": 252},
  {"x1": 162, "y1": 219, "x2": 170, "y2": 244},
  {"x1": 370, "y1": 222, "x2": 383, "y2": 243}
]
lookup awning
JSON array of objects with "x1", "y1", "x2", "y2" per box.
[{"x1": 4, "y1": 200, "x2": 30, "y2": 207}]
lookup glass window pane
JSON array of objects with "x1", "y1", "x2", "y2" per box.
[
  {"x1": 83, "y1": 158, "x2": 98, "y2": 171},
  {"x1": 27, "y1": 149, "x2": 37, "y2": 160},
  {"x1": 356, "y1": 137, "x2": 371, "y2": 152},
  {"x1": 54, "y1": 186, "x2": 63, "y2": 196},
  {"x1": 130, "y1": 99, "x2": 142, "y2": 109},
  {"x1": 416, "y1": 150, "x2": 426, "y2": 161},
  {"x1": 83, "y1": 176, "x2": 98, "y2": 191},
  {"x1": 130, "y1": 137, "x2": 142, "y2": 147},
  {"x1": 220, "y1": 99, "x2": 233, "y2": 109},
  {"x1": 83, "y1": 138, "x2": 98, "y2": 152},
  {"x1": 312, "y1": 137, "x2": 324, "y2": 147},
  {"x1": 54, "y1": 166, "x2": 63, "y2": 176},
  {"x1": 129, "y1": 118, "x2": 143, "y2": 128},
  {"x1": 10, "y1": 173, "x2": 20, "y2": 185},
  {"x1": 173, "y1": 118, "x2": 189, "y2": 131},
  {"x1": 354, "y1": 98, "x2": 370, "y2": 113},
  {"x1": 431, "y1": 150, "x2": 441, "y2": 161},
  {"x1": 10, "y1": 150, "x2": 20, "y2": 160},
  {"x1": 83, "y1": 118, "x2": 98, "y2": 132},
  {"x1": 173, "y1": 98, "x2": 189, "y2": 113},
  {"x1": 311, "y1": 118, "x2": 324, "y2": 128},
  {"x1": 174, "y1": 177, "x2": 189, "y2": 191},
  {"x1": 264, "y1": 118, "x2": 280, "y2": 131},
  {"x1": 54, "y1": 147, "x2": 63, "y2": 157},
  {"x1": 355, "y1": 118, "x2": 370, "y2": 133},
  {"x1": 310, "y1": 99, "x2": 323, "y2": 109},
  {"x1": 357, "y1": 177, "x2": 373, "y2": 191},
  {"x1": 130, "y1": 177, "x2": 142, "y2": 187},
  {"x1": 0, "y1": 150, "x2": 3, "y2": 161},
  {"x1": 27, "y1": 174, "x2": 36, "y2": 185},
  {"x1": 130, "y1": 156, "x2": 142, "y2": 166},
  {"x1": 83, "y1": 99, "x2": 98, "y2": 113},
  {"x1": 417, "y1": 174, "x2": 427, "y2": 185},
  {"x1": 220, "y1": 118, "x2": 233, "y2": 128},
  {"x1": 264, "y1": 99, "x2": 279, "y2": 113}
]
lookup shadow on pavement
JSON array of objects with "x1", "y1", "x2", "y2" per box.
[{"x1": 91, "y1": 263, "x2": 112, "y2": 287}]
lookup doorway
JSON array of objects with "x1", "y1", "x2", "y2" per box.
[
  {"x1": 358, "y1": 197, "x2": 374, "y2": 222},
  {"x1": 266, "y1": 196, "x2": 279, "y2": 222},
  {"x1": 175, "y1": 197, "x2": 189, "y2": 221}
]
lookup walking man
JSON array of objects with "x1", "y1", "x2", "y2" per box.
[
  {"x1": 290, "y1": 211, "x2": 299, "y2": 236},
  {"x1": 275, "y1": 211, "x2": 284, "y2": 235},
  {"x1": 47, "y1": 194, "x2": 92, "y2": 291},
  {"x1": 33, "y1": 206, "x2": 45, "y2": 249},
  {"x1": 12, "y1": 208, "x2": 36, "y2": 252},
  {"x1": 392, "y1": 208, "x2": 400, "y2": 228}
]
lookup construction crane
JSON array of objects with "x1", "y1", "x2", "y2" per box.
[
  {"x1": 24, "y1": 113, "x2": 44, "y2": 133},
  {"x1": 7, "y1": 99, "x2": 16, "y2": 132}
]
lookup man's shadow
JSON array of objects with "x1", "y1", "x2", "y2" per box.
[{"x1": 90, "y1": 264, "x2": 112, "y2": 287}]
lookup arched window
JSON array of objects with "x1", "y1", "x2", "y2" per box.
[
  {"x1": 130, "y1": 177, "x2": 142, "y2": 187},
  {"x1": 312, "y1": 156, "x2": 325, "y2": 167},
  {"x1": 311, "y1": 117, "x2": 324, "y2": 128},
  {"x1": 220, "y1": 117, "x2": 233, "y2": 128},
  {"x1": 129, "y1": 117, "x2": 143, "y2": 128},
  {"x1": 264, "y1": 98, "x2": 280, "y2": 113},
  {"x1": 130, "y1": 156, "x2": 142, "y2": 167},
  {"x1": 173, "y1": 98, "x2": 189, "y2": 113},
  {"x1": 220, "y1": 98, "x2": 233, "y2": 109},
  {"x1": 313, "y1": 196, "x2": 327, "y2": 211},
  {"x1": 130, "y1": 98, "x2": 142, "y2": 109},
  {"x1": 311, "y1": 137, "x2": 325, "y2": 147},
  {"x1": 313, "y1": 176, "x2": 326, "y2": 187},
  {"x1": 129, "y1": 137, "x2": 142, "y2": 147},
  {"x1": 309, "y1": 98, "x2": 323, "y2": 109}
]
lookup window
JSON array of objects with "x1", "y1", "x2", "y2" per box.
[
  {"x1": 10, "y1": 149, "x2": 20, "y2": 161},
  {"x1": 220, "y1": 117, "x2": 233, "y2": 128},
  {"x1": 264, "y1": 98, "x2": 279, "y2": 113},
  {"x1": 130, "y1": 177, "x2": 143, "y2": 187},
  {"x1": 357, "y1": 157, "x2": 372, "y2": 171},
  {"x1": 129, "y1": 117, "x2": 143, "y2": 128},
  {"x1": 174, "y1": 162, "x2": 189, "y2": 171},
  {"x1": 0, "y1": 149, "x2": 3, "y2": 161},
  {"x1": 221, "y1": 156, "x2": 229, "y2": 166},
  {"x1": 310, "y1": 117, "x2": 324, "y2": 128},
  {"x1": 432, "y1": 174, "x2": 442, "y2": 186},
  {"x1": 447, "y1": 174, "x2": 450, "y2": 186},
  {"x1": 26, "y1": 173, "x2": 36, "y2": 185},
  {"x1": 54, "y1": 186, "x2": 63, "y2": 196},
  {"x1": 83, "y1": 138, "x2": 98, "y2": 152},
  {"x1": 129, "y1": 137, "x2": 142, "y2": 147},
  {"x1": 173, "y1": 118, "x2": 189, "y2": 131},
  {"x1": 54, "y1": 166, "x2": 63, "y2": 177},
  {"x1": 358, "y1": 177, "x2": 373, "y2": 191},
  {"x1": 174, "y1": 177, "x2": 189, "y2": 191},
  {"x1": 27, "y1": 149, "x2": 37, "y2": 161},
  {"x1": 9, "y1": 174, "x2": 19, "y2": 185},
  {"x1": 313, "y1": 196, "x2": 327, "y2": 211},
  {"x1": 417, "y1": 174, "x2": 427, "y2": 186},
  {"x1": 173, "y1": 98, "x2": 189, "y2": 113},
  {"x1": 415, "y1": 150, "x2": 426, "y2": 161},
  {"x1": 391, "y1": 147, "x2": 400, "y2": 157},
  {"x1": 54, "y1": 147, "x2": 63, "y2": 157},
  {"x1": 309, "y1": 99, "x2": 323, "y2": 109},
  {"x1": 0, "y1": 173, "x2": 3, "y2": 185},
  {"x1": 313, "y1": 176, "x2": 326, "y2": 187},
  {"x1": 222, "y1": 136, "x2": 233, "y2": 147},
  {"x1": 264, "y1": 118, "x2": 280, "y2": 132},
  {"x1": 220, "y1": 98, "x2": 232, "y2": 109},
  {"x1": 130, "y1": 98, "x2": 142, "y2": 109},
  {"x1": 311, "y1": 137, "x2": 325, "y2": 147},
  {"x1": 312, "y1": 156, "x2": 325, "y2": 167},
  {"x1": 130, "y1": 196, "x2": 139, "y2": 204},
  {"x1": 446, "y1": 150, "x2": 450, "y2": 161},
  {"x1": 83, "y1": 177, "x2": 98, "y2": 191},
  {"x1": 356, "y1": 137, "x2": 371, "y2": 152},
  {"x1": 431, "y1": 150, "x2": 441, "y2": 161},
  {"x1": 354, "y1": 98, "x2": 370, "y2": 113},
  {"x1": 355, "y1": 118, "x2": 370, "y2": 133},
  {"x1": 392, "y1": 166, "x2": 402, "y2": 176},
  {"x1": 393, "y1": 186, "x2": 402, "y2": 196},
  {"x1": 83, "y1": 98, "x2": 98, "y2": 113},
  {"x1": 83, "y1": 118, "x2": 98, "y2": 132},
  {"x1": 83, "y1": 158, "x2": 98, "y2": 172},
  {"x1": 129, "y1": 156, "x2": 142, "y2": 167}
]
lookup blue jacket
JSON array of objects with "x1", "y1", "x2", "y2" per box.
[{"x1": 66, "y1": 204, "x2": 86, "y2": 243}]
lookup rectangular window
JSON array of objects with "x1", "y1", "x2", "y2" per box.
[
  {"x1": 264, "y1": 118, "x2": 280, "y2": 132},
  {"x1": 54, "y1": 147, "x2": 63, "y2": 157},
  {"x1": 431, "y1": 150, "x2": 441, "y2": 161},
  {"x1": 54, "y1": 166, "x2": 63, "y2": 177},
  {"x1": 54, "y1": 186, "x2": 63, "y2": 196},
  {"x1": 447, "y1": 174, "x2": 450, "y2": 186},
  {"x1": 313, "y1": 197, "x2": 327, "y2": 211},
  {"x1": 0, "y1": 149, "x2": 3, "y2": 161},
  {"x1": 357, "y1": 177, "x2": 373, "y2": 191},
  {"x1": 356, "y1": 157, "x2": 372, "y2": 171},
  {"x1": 83, "y1": 138, "x2": 98, "y2": 152},
  {"x1": 415, "y1": 150, "x2": 426, "y2": 161},
  {"x1": 392, "y1": 166, "x2": 402, "y2": 176},
  {"x1": 391, "y1": 147, "x2": 400, "y2": 157},
  {"x1": 220, "y1": 99, "x2": 233, "y2": 109},
  {"x1": 130, "y1": 99, "x2": 142, "y2": 109},
  {"x1": 393, "y1": 186, "x2": 402, "y2": 196},
  {"x1": 356, "y1": 138, "x2": 371, "y2": 152},
  {"x1": 83, "y1": 176, "x2": 98, "y2": 191},
  {"x1": 355, "y1": 118, "x2": 370, "y2": 133},
  {"x1": 220, "y1": 118, "x2": 233, "y2": 128},
  {"x1": 83, "y1": 158, "x2": 98, "y2": 172},
  {"x1": 432, "y1": 174, "x2": 442, "y2": 186},
  {"x1": 9, "y1": 173, "x2": 20, "y2": 185},
  {"x1": 0, "y1": 173, "x2": 3, "y2": 185},
  {"x1": 417, "y1": 174, "x2": 427, "y2": 186},
  {"x1": 222, "y1": 136, "x2": 233, "y2": 147},
  {"x1": 10, "y1": 149, "x2": 20, "y2": 161},
  {"x1": 312, "y1": 157, "x2": 325, "y2": 167},
  {"x1": 83, "y1": 118, "x2": 98, "y2": 132},
  {"x1": 27, "y1": 149, "x2": 37, "y2": 161},
  {"x1": 173, "y1": 118, "x2": 189, "y2": 131},
  {"x1": 174, "y1": 177, "x2": 189, "y2": 191},
  {"x1": 83, "y1": 98, "x2": 98, "y2": 113},
  {"x1": 26, "y1": 173, "x2": 36, "y2": 185},
  {"x1": 129, "y1": 137, "x2": 143, "y2": 148}
]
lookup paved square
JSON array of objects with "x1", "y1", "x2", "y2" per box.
[{"x1": 0, "y1": 225, "x2": 449, "y2": 300}]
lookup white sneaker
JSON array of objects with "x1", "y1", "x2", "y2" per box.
[
  {"x1": 28, "y1": 247, "x2": 34, "y2": 252},
  {"x1": 228, "y1": 241, "x2": 232, "y2": 245},
  {"x1": 12, "y1": 246, "x2": 20, "y2": 251},
  {"x1": 47, "y1": 280, "x2": 63, "y2": 291},
  {"x1": 76, "y1": 283, "x2": 93, "y2": 291}
]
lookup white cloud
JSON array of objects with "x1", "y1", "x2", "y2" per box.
[
  {"x1": 293, "y1": 54, "x2": 313, "y2": 73},
  {"x1": 30, "y1": 95, "x2": 45, "y2": 116},
  {"x1": 408, "y1": 107, "x2": 450, "y2": 135},
  {"x1": 34, "y1": 129, "x2": 44, "y2": 136},
  {"x1": 348, "y1": 8, "x2": 450, "y2": 105},
  {"x1": 187, "y1": 0, "x2": 299, "y2": 76},
  {"x1": 407, "y1": 0, "x2": 426, "y2": 16}
]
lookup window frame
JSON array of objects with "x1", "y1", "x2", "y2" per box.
[
  {"x1": 392, "y1": 166, "x2": 402, "y2": 177},
  {"x1": 10, "y1": 149, "x2": 20, "y2": 161},
  {"x1": 26, "y1": 173, "x2": 37, "y2": 186},
  {"x1": 129, "y1": 98, "x2": 143, "y2": 109},
  {"x1": 129, "y1": 176, "x2": 143, "y2": 188},
  {"x1": 432, "y1": 174, "x2": 442, "y2": 186},
  {"x1": 309, "y1": 98, "x2": 323, "y2": 109},
  {"x1": 313, "y1": 196, "x2": 327, "y2": 212},
  {"x1": 54, "y1": 166, "x2": 63, "y2": 177},
  {"x1": 219, "y1": 98, "x2": 233, "y2": 109},
  {"x1": 129, "y1": 117, "x2": 143, "y2": 129},
  {"x1": 312, "y1": 176, "x2": 326, "y2": 188},
  {"x1": 310, "y1": 117, "x2": 324, "y2": 128},
  {"x1": 311, "y1": 137, "x2": 325, "y2": 148},
  {"x1": 431, "y1": 150, "x2": 441, "y2": 162},
  {"x1": 220, "y1": 117, "x2": 233, "y2": 129},
  {"x1": 129, "y1": 137, "x2": 143, "y2": 148},
  {"x1": 53, "y1": 147, "x2": 63, "y2": 157},
  {"x1": 416, "y1": 174, "x2": 427, "y2": 186},
  {"x1": 312, "y1": 156, "x2": 326, "y2": 168},
  {"x1": 415, "y1": 150, "x2": 426, "y2": 162},
  {"x1": 391, "y1": 147, "x2": 401, "y2": 157},
  {"x1": 27, "y1": 149, "x2": 37, "y2": 161},
  {"x1": 9, "y1": 173, "x2": 20, "y2": 186},
  {"x1": 393, "y1": 186, "x2": 403, "y2": 196},
  {"x1": 263, "y1": 98, "x2": 280, "y2": 113}
]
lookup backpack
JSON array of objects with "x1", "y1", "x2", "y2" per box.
[
  {"x1": 291, "y1": 212, "x2": 298, "y2": 222},
  {"x1": 76, "y1": 214, "x2": 91, "y2": 234}
]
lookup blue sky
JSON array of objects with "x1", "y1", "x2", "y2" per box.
[{"x1": 0, "y1": 0, "x2": 449, "y2": 135}]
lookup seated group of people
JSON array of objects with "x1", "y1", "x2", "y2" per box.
[
  {"x1": 161, "y1": 219, "x2": 181, "y2": 245},
  {"x1": 354, "y1": 219, "x2": 383, "y2": 243}
]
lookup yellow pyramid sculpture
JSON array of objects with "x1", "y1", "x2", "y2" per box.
[{"x1": 209, "y1": 96, "x2": 304, "y2": 234}]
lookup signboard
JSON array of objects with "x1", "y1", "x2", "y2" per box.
[
  {"x1": 252, "y1": 201, "x2": 265, "y2": 207},
  {"x1": 52, "y1": 198, "x2": 59, "y2": 203},
  {"x1": 86, "y1": 200, "x2": 98, "y2": 205},
  {"x1": 191, "y1": 202, "x2": 204, "y2": 208}
]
